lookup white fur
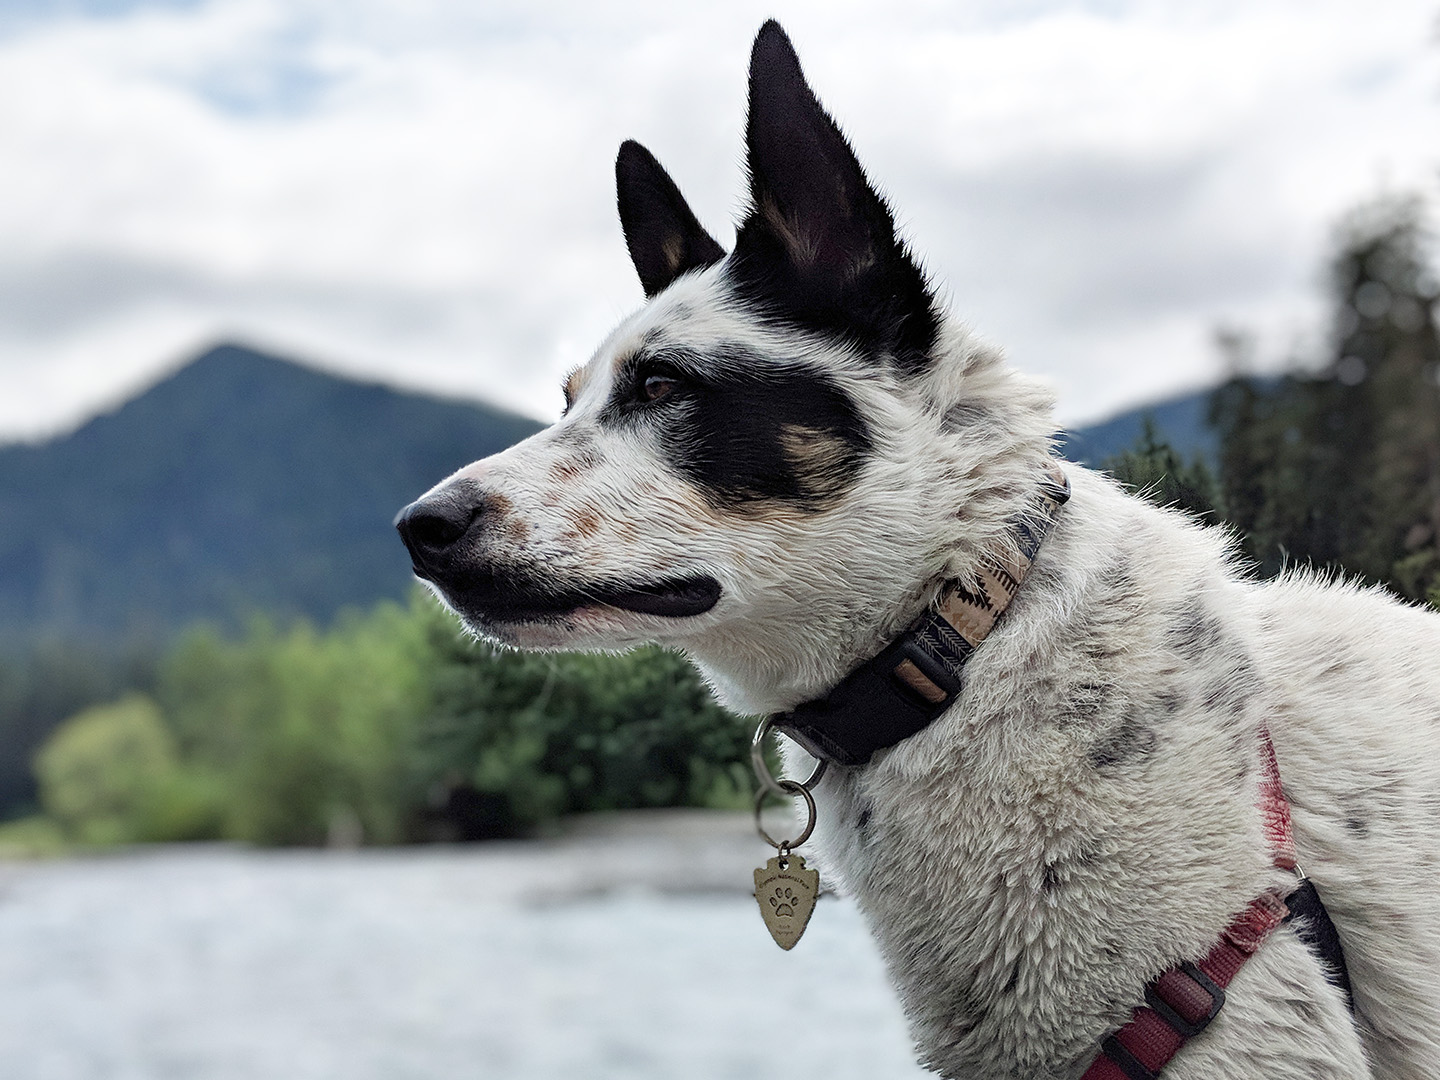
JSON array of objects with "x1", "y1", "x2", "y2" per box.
[
  {"x1": 419, "y1": 129, "x2": 1439, "y2": 1080},
  {"x1": 431, "y1": 272, "x2": 1440, "y2": 1075}
]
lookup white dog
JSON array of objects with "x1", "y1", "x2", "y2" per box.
[{"x1": 397, "y1": 21, "x2": 1440, "y2": 1079}]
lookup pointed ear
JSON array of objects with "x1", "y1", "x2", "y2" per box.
[
  {"x1": 732, "y1": 21, "x2": 937, "y2": 373},
  {"x1": 616, "y1": 140, "x2": 726, "y2": 298}
]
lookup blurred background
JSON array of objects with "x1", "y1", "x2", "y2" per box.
[{"x1": 0, "y1": 2, "x2": 1438, "y2": 1078}]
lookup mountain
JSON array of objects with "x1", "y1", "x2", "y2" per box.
[
  {"x1": 1059, "y1": 387, "x2": 1218, "y2": 467},
  {"x1": 0, "y1": 344, "x2": 543, "y2": 642}
]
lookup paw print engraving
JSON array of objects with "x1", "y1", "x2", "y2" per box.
[{"x1": 769, "y1": 885, "x2": 797, "y2": 918}]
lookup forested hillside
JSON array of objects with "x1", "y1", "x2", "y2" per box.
[{"x1": 0, "y1": 344, "x2": 542, "y2": 642}]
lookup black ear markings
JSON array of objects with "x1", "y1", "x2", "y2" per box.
[
  {"x1": 616, "y1": 140, "x2": 727, "y2": 298},
  {"x1": 730, "y1": 20, "x2": 938, "y2": 377},
  {"x1": 740, "y1": 23, "x2": 881, "y2": 280}
]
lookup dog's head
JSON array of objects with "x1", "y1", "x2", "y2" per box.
[{"x1": 396, "y1": 22, "x2": 1055, "y2": 713}]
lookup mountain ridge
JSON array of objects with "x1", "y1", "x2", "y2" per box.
[
  {"x1": 0, "y1": 343, "x2": 543, "y2": 641},
  {"x1": 1059, "y1": 385, "x2": 1217, "y2": 467}
]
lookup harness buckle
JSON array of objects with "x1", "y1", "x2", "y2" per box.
[{"x1": 1144, "y1": 961, "x2": 1226, "y2": 1038}]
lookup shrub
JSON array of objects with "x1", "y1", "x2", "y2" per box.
[
  {"x1": 35, "y1": 694, "x2": 182, "y2": 845},
  {"x1": 419, "y1": 614, "x2": 752, "y2": 836}
]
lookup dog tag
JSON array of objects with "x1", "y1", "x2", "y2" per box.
[{"x1": 754, "y1": 853, "x2": 820, "y2": 950}]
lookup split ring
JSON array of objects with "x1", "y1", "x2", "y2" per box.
[
  {"x1": 754, "y1": 778, "x2": 817, "y2": 850},
  {"x1": 751, "y1": 716, "x2": 827, "y2": 798}
]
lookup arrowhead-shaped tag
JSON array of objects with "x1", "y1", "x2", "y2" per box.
[{"x1": 753, "y1": 853, "x2": 819, "y2": 950}]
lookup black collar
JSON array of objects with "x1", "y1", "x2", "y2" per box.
[{"x1": 771, "y1": 464, "x2": 1070, "y2": 767}]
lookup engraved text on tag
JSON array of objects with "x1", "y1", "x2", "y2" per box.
[{"x1": 753, "y1": 853, "x2": 819, "y2": 950}]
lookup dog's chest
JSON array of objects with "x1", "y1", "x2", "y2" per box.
[{"x1": 809, "y1": 750, "x2": 1124, "y2": 1076}]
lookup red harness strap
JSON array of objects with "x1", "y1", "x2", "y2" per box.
[{"x1": 1081, "y1": 730, "x2": 1295, "y2": 1080}]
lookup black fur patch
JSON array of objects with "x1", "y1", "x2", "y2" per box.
[
  {"x1": 943, "y1": 401, "x2": 997, "y2": 431},
  {"x1": 1090, "y1": 709, "x2": 1158, "y2": 770},
  {"x1": 1041, "y1": 863, "x2": 1062, "y2": 894},
  {"x1": 1064, "y1": 681, "x2": 1115, "y2": 725},
  {"x1": 1156, "y1": 690, "x2": 1185, "y2": 715},
  {"x1": 602, "y1": 345, "x2": 872, "y2": 510},
  {"x1": 1166, "y1": 597, "x2": 1226, "y2": 661},
  {"x1": 728, "y1": 21, "x2": 938, "y2": 376},
  {"x1": 1002, "y1": 961, "x2": 1021, "y2": 993},
  {"x1": 616, "y1": 141, "x2": 726, "y2": 297}
]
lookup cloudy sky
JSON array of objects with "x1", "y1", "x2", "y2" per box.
[{"x1": 1, "y1": 0, "x2": 1437, "y2": 442}]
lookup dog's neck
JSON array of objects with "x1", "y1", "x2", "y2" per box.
[
  {"x1": 770, "y1": 464, "x2": 1070, "y2": 766},
  {"x1": 682, "y1": 456, "x2": 1063, "y2": 717},
  {"x1": 679, "y1": 324, "x2": 1061, "y2": 717}
]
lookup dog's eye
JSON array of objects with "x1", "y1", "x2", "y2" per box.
[{"x1": 641, "y1": 371, "x2": 681, "y2": 403}]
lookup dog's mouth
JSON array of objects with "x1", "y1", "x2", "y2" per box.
[
  {"x1": 429, "y1": 568, "x2": 722, "y2": 624},
  {"x1": 597, "y1": 576, "x2": 723, "y2": 618}
]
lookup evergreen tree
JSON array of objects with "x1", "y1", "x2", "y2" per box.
[
  {"x1": 1101, "y1": 417, "x2": 1224, "y2": 525},
  {"x1": 1211, "y1": 196, "x2": 1440, "y2": 597}
]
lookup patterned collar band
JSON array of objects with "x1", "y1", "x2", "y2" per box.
[{"x1": 772, "y1": 463, "x2": 1071, "y2": 768}]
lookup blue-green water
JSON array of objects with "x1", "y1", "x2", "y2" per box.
[{"x1": 0, "y1": 814, "x2": 927, "y2": 1080}]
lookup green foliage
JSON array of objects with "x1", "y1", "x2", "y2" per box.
[
  {"x1": 0, "y1": 638, "x2": 160, "y2": 818},
  {"x1": 21, "y1": 590, "x2": 749, "y2": 848},
  {"x1": 417, "y1": 618, "x2": 751, "y2": 835},
  {"x1": 34, "y1": 694, "x2": 190, "y2": 845},
  {"x1": 156, "y1": 599, "x2": 435, "y2": 846},
  {"x1": 1101, "y1": 417, "x2": 1223, "y2": 523},
  {"x1": 1210, "y1": 196, "x2": 1440, "y2": 597},
  {"x1": 0, "y1": 815, "x2": 68, "y2": 858}
]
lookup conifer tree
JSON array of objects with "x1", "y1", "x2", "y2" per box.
[{"x1": 1211, "y1": 196, "x2": 1440, "y2": 598}]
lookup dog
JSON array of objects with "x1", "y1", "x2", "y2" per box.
[{"x1": 396, "y1": 21, "x2": 1440, "y2": 1079}]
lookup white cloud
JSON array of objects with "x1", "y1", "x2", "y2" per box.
[{"x1": 0, "y1": 0, "x2": 1436, "y2": 440}]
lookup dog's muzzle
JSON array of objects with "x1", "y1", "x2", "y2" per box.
[
  {"x1": 393, "y1": 482, "x2": 723, "y2": 624},
  {"x1": 393, "y1": 482, "x2": 485, "y2": 584}
]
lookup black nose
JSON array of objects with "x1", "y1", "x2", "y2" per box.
[{"x1": 394, "y1": 483, "x2": 486, "y2": 579}]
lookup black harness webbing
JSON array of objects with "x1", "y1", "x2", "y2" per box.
[{"x1": 1285, "y1": 878, "x2": 1356, "y2": 1013}]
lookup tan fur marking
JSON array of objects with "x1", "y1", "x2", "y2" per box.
[
  {"x1": 661, "y1": 233, "x2": 685, "y2": 274},
  {"x1": 481, "y1": 492, "x2": 530, "y2": 543},
  {"x1": 562, "y1": 369, "x2": 585, "y2": 409},
  {"x1": 609, "y1": 348, "x2": 636, "y2": 378},
  {"x1": 572, "y1": 508, "x2": 601, "y2": 538},
  {"x1": 550, "y1": 457, "x2": 590, "y2": 482},
  {"x1": 779, "y1": 424, "x2": 853, "y2": 500},
  {"x1": 762, "y1": 195, "x2": 819, "y2": 267}
]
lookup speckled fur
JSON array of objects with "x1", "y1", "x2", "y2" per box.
[
  {"x1": 406, "y1": 25, "x2": 1440, "y2": 1080},
  {"x1": 799, "y1": 467, "x2": 1440, "y2": 1078}
]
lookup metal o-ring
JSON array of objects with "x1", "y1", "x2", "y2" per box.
[
  {"x1": 754, "y1": 779, "x2": 817, "y2": 850},
  {"x1": 751, "y1": 716, "x2": 827, "y2": 798}
]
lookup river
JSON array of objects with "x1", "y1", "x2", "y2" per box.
[{"x1": 0, "y1": 810, "x2": 929, "y2": 1080}]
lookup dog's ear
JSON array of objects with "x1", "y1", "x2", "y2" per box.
[
  {"x1": 732, "y1": 21, "x2": 938, "y2": 375},
  {"x1": 616, "y1": 140, "x2": 727, "y2": 298}
]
